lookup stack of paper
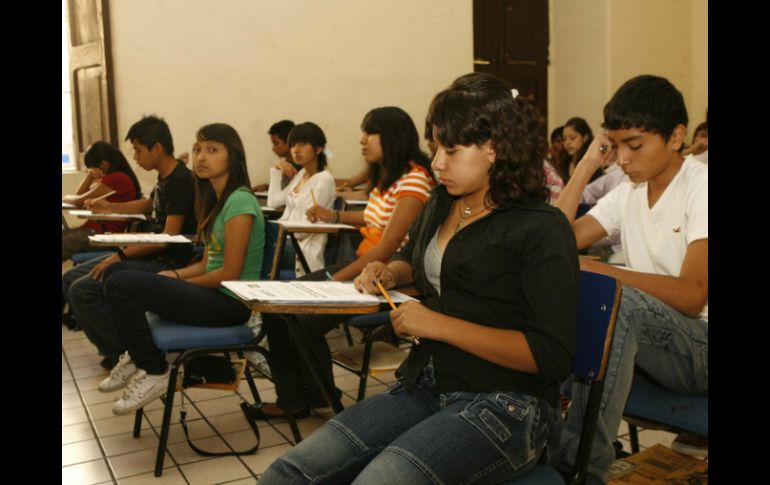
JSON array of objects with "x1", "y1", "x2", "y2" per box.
[
  {"x1": 222, "y1": 281, "x2": 415, "y2": 305},
  {"x1": 89, "y1": 234, "x2": 192, "y2": 244}
]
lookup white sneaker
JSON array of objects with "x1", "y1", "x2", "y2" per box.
[
  {"x1": 98, "y1": 352, "x2": 137, "y2": 393},
  {"x1": 112, "y1": 368, "x2": 170, "y2": 416}
]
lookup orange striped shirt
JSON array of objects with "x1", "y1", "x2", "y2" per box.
[{"x1": 358, "y1": 163, "x2": 435, "y2": 256}]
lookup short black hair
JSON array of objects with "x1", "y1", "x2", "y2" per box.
[
  {"x1": 287, "y1": 122, "x2": 328, "y2": 171},
  {"x1": 693, "y1": 121, "x2": 708, "y2": 137},
  {"x1": 550, "y1": 126, "x2": 563, "y2": 143},
  {"x1": 268, "y1": 120, "x2": 295, "y2": 142},
  {"x1": 602, "y1": 75, "x2": 688, "y2": 141},
  {"x1": 125, "y1": 115, "x2": 174, "y2": 154}
]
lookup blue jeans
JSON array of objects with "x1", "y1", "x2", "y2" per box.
[
  {"x1": 67, "y1": 258, "x2": 179, "y2": 360},
  {"x1": 104, "y1": 270, "x2": 251, "y2": 373},
  {"x1": 260, "y1": 367, "x2": 554, "y2": 485},
  {"x1": 555, "y1": 287, "x2": 708, "y2": 484}
]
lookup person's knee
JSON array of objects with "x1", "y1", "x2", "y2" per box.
[
  {"x1": 69, "y1": 275, "x2": 104, "y2": 308},
  {"x1": 353, "y1": 447, "x2": 437, "y2": 485}
]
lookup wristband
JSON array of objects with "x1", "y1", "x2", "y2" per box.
[{"x1": 172, "y1": 269, "x2": 180, "y2": 279}]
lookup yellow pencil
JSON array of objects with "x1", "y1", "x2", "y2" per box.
[
  {"x1": 376, "y1": 281, "x2": 420, "y2": 346},
  {"x1": 310, "y1": 189, "x2": 317, "y2": 206}
]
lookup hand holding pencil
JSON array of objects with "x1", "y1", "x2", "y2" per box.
[{"x1": 377, "y1": 281, "x2": 420, "y2": 346}]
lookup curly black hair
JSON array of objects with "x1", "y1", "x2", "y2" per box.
[{"x1": 426, "y1": 72, "x2": 548, "y2": 205}]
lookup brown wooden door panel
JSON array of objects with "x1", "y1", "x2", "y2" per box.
[
  {"x1": 473, "y1": 0, "x2": 548, "y2": 119},
  {"x1": 67, "y1": 0, "x2": 116, "y2": 164}
]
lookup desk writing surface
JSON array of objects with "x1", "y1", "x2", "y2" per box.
[
  {"x1": 254, "y1": 191, "x2": 269, "y2": 198},
  {"x1": 69, "y1": 210, "x2": 147, "y2": 221},
  {"x1": 270, "y1": 220, "x2": 357, "y2": 232},
  {"x1": 62, "y1": 202, "x2": 78, "y2": 209},
  {"x1": 343, "y1": 199, "x2": 367, "y2": 206},
  {"x1": 88, "y1": 233, "x2": 193, "y2": 245},
  {"x1": 223, "y1": 281, "x2": 415, "y2": 306}
]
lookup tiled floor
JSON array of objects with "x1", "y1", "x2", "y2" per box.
[{"x1": 62, "y1": 306, "x2": 676, "y2": 484}]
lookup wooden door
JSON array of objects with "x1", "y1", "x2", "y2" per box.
[
  {"x1": 66, "y1": 0, "x2": 117, "y2": 166},
  {"x1": 473, "y1": 0, "x2": 549, "y2": 120}
]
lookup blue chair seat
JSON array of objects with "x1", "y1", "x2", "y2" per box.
[
  {"x1": 146, "y1": 312, "x2": 254, "y2": 352},
  {"x1": 624, "y1": 373, "x2": 708, "y2": 437},
  {"x1": 71, "y1": 250, "x2": 113, "y2": 264}
]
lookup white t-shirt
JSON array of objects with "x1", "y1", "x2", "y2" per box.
[
  {"x1": 268, "y1": 167, "x2": 336, "y2": 275},
  {"x1": 588, "y1": 158, "x2": 708, "y2": 320}
]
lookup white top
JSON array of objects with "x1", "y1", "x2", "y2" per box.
[
  {"x1": 588, "y1": 158, "x2": 708, "y2": 320},
  {"x1": 267, "y1": 167, "x2": 336, "y2": 275}
]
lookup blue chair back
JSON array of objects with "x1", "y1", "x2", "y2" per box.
[
  {"x1": 505, "y1": 271, "x2": 621, "y2": 485},
  {"x1": 261, "y1": 221, "x2": 296, "y2": 280}
]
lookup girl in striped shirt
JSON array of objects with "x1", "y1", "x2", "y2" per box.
[{"x1": 306, "y1": 106, "x2": 435, "y2": 281}]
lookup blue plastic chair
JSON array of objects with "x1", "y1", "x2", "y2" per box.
[
  {"x1": 623, "y1": 372, "x2": 708, "y2": 454},
  {"x1": 131, "y1": 223, "x2": 304, "y2": 477},
  {"x1": 504, "y1": 271, "x2": 622, "y2": 485}
]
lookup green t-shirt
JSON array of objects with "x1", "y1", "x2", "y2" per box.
[{"x1": 206, "y1": 186, "x2": 265, "y2": 298}]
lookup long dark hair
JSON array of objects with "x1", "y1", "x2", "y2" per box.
[
  {"x1": 427, "y1": 72, "x2": 548, "y2": 205},
  {"x1": 84, "y1": 141, "x2": 142, "y2": 198},
  {"x1": 559, "y1": 117, "x2": 594, "y2": 180},
  {"x1": 193, "y1": 123, "x2": 254, "y2": 242},
  {"x1": 287, "y1": 122, "x2": 328, "y2": 171},
  {"x1": 361, "y1": 107, "x2": 432, "y2": 193}
]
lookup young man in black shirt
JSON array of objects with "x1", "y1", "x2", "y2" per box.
[{"x1": 63, "y1": 115, "x2": 196, "y2": 369}]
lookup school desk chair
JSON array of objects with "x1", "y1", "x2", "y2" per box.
[
  {"x1": 331, "y1": 310, "x2": 409, "y2": 401},
  {"x1": 132, "y1": 230, "x2": 304, "y2": 477},
  {"x1": 504, "y1": 270, "x2": 622, "y2": 485},
  {"x1": 622, "y1": 371, "x2": 708, "y2": 456}
]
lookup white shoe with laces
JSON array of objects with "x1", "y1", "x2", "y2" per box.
[
  {"x1": 98, "y1": 351, "x2": 137, "y2": 393},
  {"x1": 111, "y1": 368, "x2": 170, "y2": 416}
]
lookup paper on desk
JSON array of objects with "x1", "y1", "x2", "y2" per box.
[
  {"x1": 222, "y1": 281, "x2": 415, "y2": 305},
  {"x1": 89, "y1": 234, "x2": 192, "y2": 244},
  {"x1": 61, "y1": 202, "x2": 77, "y2": 209},
  {"x1": 269, "y1": 220, "x2": 357, "y2": 231},
  {"x1": 69, "y1": 210, "x2": 147, "y2": 220}
]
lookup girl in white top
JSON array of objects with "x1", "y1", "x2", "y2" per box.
[{"x1": 267, "y1": 122, "x2": 336, "y2": 275}]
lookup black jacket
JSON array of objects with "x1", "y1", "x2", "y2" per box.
[{"x1": 392, "y1": 185, "x2": 578, "y2": 404}]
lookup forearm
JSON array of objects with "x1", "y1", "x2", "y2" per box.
[
  {"x1": 555, "y1": 159, "x2": 597, "y2": 224},
  {"x1": 337, "y1": 210, "x2": 364, "y2": 226},
  {"x1": 175, "y1": 259, "x2": 207, "y2": 279},
  {"x1": 185, "y1": 267, "x2": 240, "y2": 289},
  {"x1": 582, "y1": 260, "x2": 707, "y2": 317},
  {"x1": 430, "y1": 316, "x2": 538, "y2": 373},
  {"x1": 333, "y1": 239, "x2": 399, "y2": 281},
  {"x1": 112, "y1": 198, "x2": 153, "y2": 214},
  {"x1": 388, "y1": 260, "x2": 415, "y2": 287},
  {"x1": 75, "y1": 174, "x2": 96, "y2": 195}
]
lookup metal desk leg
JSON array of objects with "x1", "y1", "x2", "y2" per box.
[
  {"x1": 282, "y1": 314, "x2": 344, "y2": 413},
  {"x1": 288, "y1": 233, "x2": 312, "y2": 275}
]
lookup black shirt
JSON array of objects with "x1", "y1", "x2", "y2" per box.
[
  {"x1": 148, "y1": 161, "x2": 197, "y2": 265},
  {"x1": 392, "y1": 186, "x2": 579, "y2": 404}
]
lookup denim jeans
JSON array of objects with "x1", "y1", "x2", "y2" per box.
[
  {"x1": 554, "y1": 287, "x2": 708, "y2": 484},
  {"x1": 260, "y1": 367, "x2": 554, "y2": 485},
  {"x1": 67, "y1": 258, "x2": 177, "y2": 360}
]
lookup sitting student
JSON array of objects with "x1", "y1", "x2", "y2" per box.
[
  {"x1": 98, "y1": 123, "x2": 264, "y2": 414},
  {"x1": 255, "y1": 106, "x2": 436, "y2": 419},
  {"x1": 62, "y1": 141, "x2": 142, "y2": 261},
  {"x1": 559, "y1": 117, "x2": 604, "y2": 184},
  {"x1": 683, "y1": 120, "x2": 708, "y2": 164},
  {"x1": 267, "y1": 122, "x2": 336, "y2": 275},
  {"x1": 252, "y1": 119, "x2": 300, "y2": 192},
  {"x1": 63, "y1": 115, "x2": 196, "y2": 370},
  {"x1": 546, "y1": 125, "x2": 565, "y2": 165},
  {"x1": 552, "y1": 75, "x2": 708, "y2": 482},
  {"x1": 260, "y1": 71, "x2": 579, "y2": 485}
]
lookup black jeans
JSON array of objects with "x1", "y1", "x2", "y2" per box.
[
  {"x1": 265, "y1": 263, "x2": 350, "y2": 411},
  {"x1": 103, "y1": 270, "x2": 251, "y2": 374}
]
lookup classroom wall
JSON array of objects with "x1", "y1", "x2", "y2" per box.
[
  {"x1": 106, "y1": 0, "x2": 472, "y2": 195},
  {"x1": 549, "y1": 0, "x2": 708, "y2": 137}
]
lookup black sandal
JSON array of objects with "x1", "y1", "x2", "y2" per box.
[{"x1": 249, "y1": 403, "x2": 310, "y2": 420}]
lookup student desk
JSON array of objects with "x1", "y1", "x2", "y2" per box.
[
  {"x1": 61, "y1": 202, "x2": 77, "y2": 229},
  {"x1": 243, "y1": 299, "x2": 381, "y2": 416},
  {"x1": 88, "y1": 234, "x2": 194, "y2": 261},
  {"x1": 269, "y1": 221, "x2": 357, "y2": 276}
]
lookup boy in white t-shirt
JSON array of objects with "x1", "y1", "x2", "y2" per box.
[{"x1": 552, "y1": 75, "x2": 708, "y2": 484}]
